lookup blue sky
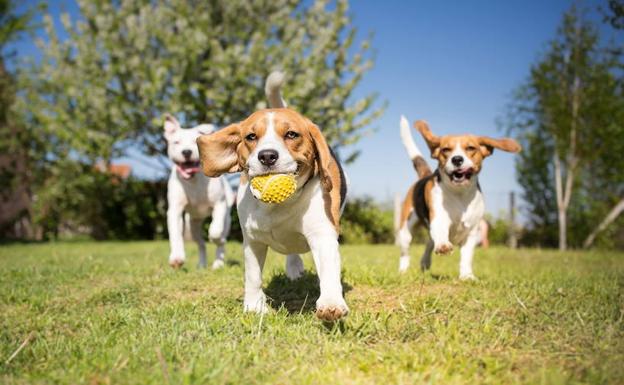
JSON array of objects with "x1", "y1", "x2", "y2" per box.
[
  {"x1": 8, "y1": 0, "x2": 614, "y2": 216},
  {"x1": 344, "y1": 0, "x2": 608, "y2": 215}
]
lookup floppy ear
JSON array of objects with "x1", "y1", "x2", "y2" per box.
[
  {"x1": 307, "y1": 120, "x2": 342, "y2": 229},
  {"x1": 196, "y1": 123, "x2": 242, "y2": 177},
  {"x1": 478, "y1": 136, "x2": 522, "y2": 157},
  {"x1": 164, "y1": 114, "x2": 181, "y2": 140},
  {"x1": 415, "y1": 120, "x2": 441, "y2": 158}
]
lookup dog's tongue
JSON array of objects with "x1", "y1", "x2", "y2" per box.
[{"x1": 177, "y1": 163, "x2": 201, "y2": 179}]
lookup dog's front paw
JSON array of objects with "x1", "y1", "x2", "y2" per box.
[
  {"x1": 212, "y1": 259, "x2": 224, "y2": 270},
  {"x1": 316, "y1": 296, "x2": 349, "y2": 321},
  {"x1": 244, "y1": 292, "x2": 269, "y2": 314},
  {"x1": 169, "y1": 257, "x2": 185, "y2": 269},
  {"x1": 434, "y1": 242, "x2": 453, "y2": 255},
  {"x1": 459, "y1": 273, "x2": 477, "y2": 281},
  {"x1": 399, "y1": 255, "x2": 410, "y2": 273}
]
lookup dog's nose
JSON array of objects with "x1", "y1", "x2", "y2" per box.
[
  {"x1": 258, "y1": 149, "x2": 279, "y2": 166},
  {"x1": 451, "y1": 156, "x2": 464, "y2": 167},
  {"x1": 182, "y1": 149, "x2": 192, "y2": 159}
]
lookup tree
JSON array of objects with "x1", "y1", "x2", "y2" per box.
[
  {"x1": 16, "y1": 0, "x2": 383, "y2": 238},
  {"x1": 22, "y1": 0, "x2": 382, "y2": 168},
  {"x1": 504, "y1": 6, "x2": 624, "y2": 249},
  {"x1": 604, "y1": 0, "x2": 624, "y2": 29},
  {"x1": 0, "y1": 0, "x2": 38, "y2": 238}
]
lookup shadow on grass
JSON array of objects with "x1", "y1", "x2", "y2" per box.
[
  {"x1": 429, "y1": 273, "x2": 452, "y2": 281},
  {"x1": 265, "y1": 271, "x2": 352, "y2": 315},
  {"x1": 225, "y1": 259, "x2": 241, "y2": 267}
]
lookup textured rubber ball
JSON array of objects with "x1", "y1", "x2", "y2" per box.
[{"x1": 249, "y1": 174, "x2": 297, "y2": 204}]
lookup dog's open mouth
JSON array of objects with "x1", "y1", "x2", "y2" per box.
[
  {"x1": 176, "y1": 161, "x2": 201, "y2": 179},
  {"x1": 448, "y1": 168, "x2": 474, "y2": 184}
]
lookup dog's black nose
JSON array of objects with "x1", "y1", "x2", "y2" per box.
[
  {"x1": 258, "y1": 149, "x2": 279, "y2": 166},
  {"x1": 451, "y1": 156, "x2": 464, "y2": 166},
  {"x1": 182, "y1": 149, "x2": 192, "y2": 159}
]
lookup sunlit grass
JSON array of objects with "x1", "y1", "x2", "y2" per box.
[{"x1": 1, "y1": 241, "x2": 622, "y2": 384}]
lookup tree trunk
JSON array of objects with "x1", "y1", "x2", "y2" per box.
[
  {"x1": 583, "y1": 198, "x2": 624, "y2": 248},
  {"x1": 554, "y1": 152, "x2": 567, "y2": 250}
]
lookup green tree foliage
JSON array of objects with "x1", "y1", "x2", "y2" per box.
[
  {"x1": 503, "y1": 6, "x2": 624, "y2": 248},
  {"x1": 22, "y1": 0, "x2": 382, "y2": 166},
  {"x1": 0, "y1": 0, "x2": 38, "y2": 238},
  {"x1": 15, "y1": 0, "x2": 383, "y2": 239},
  {"x1": 605, "y1": 0, "x2": 624, "y2": 29}
]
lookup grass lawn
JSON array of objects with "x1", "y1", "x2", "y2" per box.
[{"x1": 1, "y1": 241, "x2": 623, "y2": 384}]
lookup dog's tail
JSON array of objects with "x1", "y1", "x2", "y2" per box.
[
  {"x1": 265, "y1": 71, "x2": 287, "y2": 108},
  {"x1": 400, "y1": 115, "x2": 431, "y2": 179}
]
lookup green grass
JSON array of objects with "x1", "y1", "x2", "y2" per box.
[{"x1": 1, "y1": 241, "x2": 623, "y2": 384}]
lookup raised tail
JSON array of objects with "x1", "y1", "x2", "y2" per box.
[
  {"x1": 265, "y1": 71, "x2": 287, "y2": 108},
  {"x1": 400, "y1": 115, "x2": 431, "y2": 179}
]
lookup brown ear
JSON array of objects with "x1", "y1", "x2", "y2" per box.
[
  {"x1": 308, "y1": 121, "x2": 342, "y2": 229},
  {"x1": 196, "y1": 123, "x2": 242, "y2": 177},
  {"x1": 478, "y1": 136, "x2": 522, "y2": 157},
  {"x1": 415, "y1": 120, "x2": 440, "y2": 158}
]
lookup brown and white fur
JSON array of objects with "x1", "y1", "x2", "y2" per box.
[
  {"x1": 196, "y1": 73, "x2": 348, "y2": 321},
  {"x1": 396, "y1": 115, "x2": 520, "y2": 279}
]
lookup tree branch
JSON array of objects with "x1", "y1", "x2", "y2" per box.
[{"x1": 583, "y1": 197, "x2": 624, "y2": 248}]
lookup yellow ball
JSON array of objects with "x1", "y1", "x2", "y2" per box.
[{"x1": 250, "y1": 174, "x2": 297, "y2": 204}]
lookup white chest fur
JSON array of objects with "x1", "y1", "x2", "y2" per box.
[
  {"x1": 237, "y1": 176, "x2": 336, "y2": 255},
  {"x1": 430, "y1": 180, "x2": 484, "y2": 245}
]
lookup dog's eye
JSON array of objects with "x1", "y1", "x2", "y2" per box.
[
  {"x1": 466, "y1": 146, "x2": 476, "y2": 152},
  {"x1": 442, "y1": 147, "x2": 451, "y2": 154},
  {"x1": 245, "y1": 133, "x2": 257, "y2": 141},
  {"x1": 284, "y1": 131, "x2": 300, "y2": 139}
]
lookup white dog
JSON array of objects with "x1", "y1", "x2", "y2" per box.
[
  {"x1": 164, "y1": 115, "x2": 234, "y2": 269},
  {"x1": 196, "y1": 73, "x2": 349, "y2": 321}
]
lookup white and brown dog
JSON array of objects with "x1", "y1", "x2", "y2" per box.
[
  {"x1": 396, "y1": 115, "x2": 520, "y2": 279},
  {"x1": 164, "y1": 115, "x2": 234, "y2": 270},
  {"x1": 196, "y1": 75, "x2": 349, "y2": 321}
]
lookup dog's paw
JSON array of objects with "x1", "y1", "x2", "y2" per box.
[
  {"x1": 212, "y1": 259, "x2": 224, "y2": 270},
  {"x1": 169, "y1": 258, "x2": 185, "y2": 269},
  {"x1": 244, "y1": 293, "x2": 269, "y2": 314},
  {"x1": 459, "y1": 273, "x2": 477, "y2": 281},
  {"x1": 399, "y1": 255, "x2": 410, "y2": 273},
  {"x1": 315, "y1": 296, "x2": 349, "y2": 322},
  {"x1": 286, "y1": 255, "x2": 305, "y2": 280},
  {"x1": 434, "y1": 242, "x2": 453, "y2": 255}
]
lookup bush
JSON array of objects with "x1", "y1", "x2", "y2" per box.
[{"x1": 340, "y1": 197, "x2": 394, "y2": 244}]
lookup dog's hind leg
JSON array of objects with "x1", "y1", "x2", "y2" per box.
[
  {"x1": 208, "y1": 200, "x2": 230, "y2": 270},
  {"x1": 286, "y1": 254, "x2": 304, "y2": 280},
  {"x1": 420, "y1": 238, "x2": 434, "y2": 272},
  {"x1": 397, "y1": 224, "x2": 413, "y2": 273},
  {"x1": 397, "y1": 213, "x2": 417, "y2": 273},
  {"x1": 190, "y1": 218, "x2": 207, "y2": 269}
]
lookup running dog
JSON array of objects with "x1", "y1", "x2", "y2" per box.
[
  {"x1": 164, "y1": 115, "x2": 234, "y2": 269},
  {"x1": 395, "y1": 115, "x2": 520, "y2": 279},
  {"x1": 196, "y1": 72, "x2": 349, "y2": 321}
]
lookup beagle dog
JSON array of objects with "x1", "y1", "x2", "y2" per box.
[
  {"x1": 196, "y1": 77, "x2": 348, "y2": 321},
  {"x1": 396, "y1": 115, "x2": 521, "y2": 279}
]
